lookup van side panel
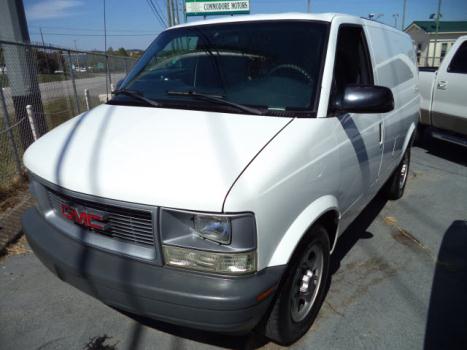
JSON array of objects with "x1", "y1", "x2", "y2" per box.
[{"x1": 365, "y1": 24, "x2": 419, "y2": 175}]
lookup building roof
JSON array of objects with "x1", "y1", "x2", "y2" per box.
[{"x1": 409, "y1": 21, "x2": 467, "y2": 33}]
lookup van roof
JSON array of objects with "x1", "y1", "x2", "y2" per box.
[{"x1": 170, "y1": 12, "x2": 394, "y2": 30}]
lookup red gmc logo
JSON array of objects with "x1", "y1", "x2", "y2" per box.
[{"x1": 60, "y1": 203, "x2": 108, "y2": 230}]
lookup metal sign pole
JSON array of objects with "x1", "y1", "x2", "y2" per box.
[{"x1": 431, "y1": 0, "x2": 442, "y2": 67}]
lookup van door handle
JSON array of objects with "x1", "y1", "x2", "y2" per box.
[
  {"x1": 437, "y1": 80, "x2": 448, "y2": 90},
  {"x1": 379, "y1": 122, "x2": 383, "y2": 146}
]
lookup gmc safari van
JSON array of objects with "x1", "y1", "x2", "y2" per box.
[{"x1": 22, "y1": 13, "x2": 419, "y2": 345}]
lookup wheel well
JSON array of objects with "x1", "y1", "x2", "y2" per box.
[
  {"x1": 283, "y1": 209, "x2": 340, "y2": 270},
  {"x1": 314, "y1": 210, "x2": 339, "y2": 251},
  {"x1": 289, "y1": 210, "x2": 340, "y2": 262}
]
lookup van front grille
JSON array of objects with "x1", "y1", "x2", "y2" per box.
[{"x1": 47, "y1": 189, "x2": 155, "y2": 247}]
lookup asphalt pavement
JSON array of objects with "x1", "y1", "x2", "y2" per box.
[
  {"x1": 2, "y1": 74, "x2": 125, "y2": 102},
  {"x1": 1, "y1": 140, "x2": 466, "y2": 350}
]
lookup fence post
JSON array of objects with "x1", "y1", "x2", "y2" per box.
[
  {"x1": 124, "y1": 58, "x2": 128, "y2": 75},
  {"x1": 67, "y1": 50, "x2": 81, "y2": 114},
  {"x1": 84, "y1": 89, "x2": 91, "y2": 111},
  {"x1": 105, "y1": 54, "x2": 111, "y2": 102},
  {"x1": 0, "y1": 87, "x2": 22, "y2": 175},
  {"x1": 26, "y1": 104, "x2": 38, "y2": 141}
]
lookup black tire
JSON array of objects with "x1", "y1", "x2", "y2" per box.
[
  {"x1": 264, "y1": 225, "x2": 330, "y2": 346},
  {"x1": 385, "y1": 146, "x2": 411, "y2": 200}
]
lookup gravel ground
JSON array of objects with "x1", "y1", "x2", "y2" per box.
[{"x1": 1, "y1": 141, "x2": 466, "y2": 350}]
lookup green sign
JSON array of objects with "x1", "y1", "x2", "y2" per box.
[{"x1": 185, "y1": 0, "x2": 250, "y2": 16}]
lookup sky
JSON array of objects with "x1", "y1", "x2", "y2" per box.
[{"x1": 23, "y1": 0, "x2": 467, "y2": 51}]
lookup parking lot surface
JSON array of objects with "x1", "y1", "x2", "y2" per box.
[{"x1": 1, "y1": 142, "x2": 466, "y2": 350}]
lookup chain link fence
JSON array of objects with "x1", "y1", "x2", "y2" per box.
[{"x1": 0, "y1": 40, "x2": 136, "y2": 199}]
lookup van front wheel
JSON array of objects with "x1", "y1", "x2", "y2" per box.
[{"x1": 264, "y1": 225, "x2": 330, "y2": 345}]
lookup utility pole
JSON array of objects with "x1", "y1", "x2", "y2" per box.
[
  {"x1": 401, "y1": 0, "x2": 407, "y2": 30},
  {"x1": 432, "y1": 0, "x2": 442, "y2": 67},
  {"x1": 74, "y1": 39, "x2": 80, "y2": 71},
  {"x1": 0, "y1": 0, "x2": 47, "y2": 149},
  {"x1": 167, "y1": 0, "x2": 173, "y2": 27},
  {"x1": 307, "y1": 0, "x2": 311, "y2": 13},
  {"x1": 174, "y1": 0, "x2": 180, "y2": 25},
  {"x1": 393, "y1": 14, "x2": 399, "y2": 28},
  {"x1": 39, "y1": 27, "x2": 45, "y2": 46},
  {"x1": 103, "y1": 0, "x2": 110, "y2": 99}
]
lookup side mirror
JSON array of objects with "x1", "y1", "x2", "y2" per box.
[{"x1": 333, "y1": 85, "x2": 394, "y2": 114}]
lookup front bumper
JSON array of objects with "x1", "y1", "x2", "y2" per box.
[{"x1": 22, "y1": 208, "x2": 285, "y2": 334}]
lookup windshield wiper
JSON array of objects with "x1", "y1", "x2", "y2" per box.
[
  {"x1": 112, "y1": 89, "x2": 161, "y2": 108},
  {"x1": 167, "y1": 90, "x2": 264, "y2": 115}
]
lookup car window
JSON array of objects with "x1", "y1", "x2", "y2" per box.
[
  {"x1": 448, "y1": 41, "x2": 467, "y2": 74},
  {"x1": 114, "y1": 21, "x2": 329, "y2": 114},
  {"x1": 328, "y1": 25, "x2": 374, "y2": 116},
  {"x1": 331, "y1": 25, "x2": 374, "y2": 99}
]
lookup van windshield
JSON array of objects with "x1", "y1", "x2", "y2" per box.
[{"x1": 112, "y1": 21, "x2": 329, "y2": 115}]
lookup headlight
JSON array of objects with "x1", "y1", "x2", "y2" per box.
[
  {"x1": 194, "y1": 215, "x2": 231, "y2": 244},
  {"x1": 160, "y1": 208, "x2": 257, "y2": 275},
  {"x1": 163, "y1": 245, "x2": 256, "y2": 275}
]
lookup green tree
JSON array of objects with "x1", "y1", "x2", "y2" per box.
[
  {"x1": 116, "y1": 47, "x2": 128, "y2": 57},
  {"x1": 36, "y1": 50, "x2": 60, "y2": 74}
]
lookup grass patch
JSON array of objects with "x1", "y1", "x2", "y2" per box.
[{"x1": 0, "y1": 173, "x2": 28, "y2": 204}]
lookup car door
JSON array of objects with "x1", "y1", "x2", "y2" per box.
[
  {"x1": 431, "y1": 39, "x2": 467, "y2": 136},
  {"x1": 330, "y1": 25, "x2": 384, "y2": 220}
]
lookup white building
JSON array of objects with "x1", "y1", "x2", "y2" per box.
[{"x1": 405, "y1": 21, "x2": 467, "y2": 67}]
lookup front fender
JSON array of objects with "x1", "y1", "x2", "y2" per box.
[
  {"x1": 401, "y1": 121, "x2": 417, "y2": 158},
  {"x1": 268, "y1": 195, "x2": 340, "y2": 267}
]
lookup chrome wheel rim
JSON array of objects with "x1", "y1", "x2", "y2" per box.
[
  {"x1": 290, "y1": 243, "x2": 324, "y2": 322},
  {"x1": 399, "y1": 152, "x2": 409, "y2": 189}
]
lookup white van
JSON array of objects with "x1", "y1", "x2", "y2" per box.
[{"x1": 22, "y1": 13, "x2": 419, "y2": 345}]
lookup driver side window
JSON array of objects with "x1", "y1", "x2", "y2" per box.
[{"x1": 329, "y1": 25, "x2": 374, "y2": 114}]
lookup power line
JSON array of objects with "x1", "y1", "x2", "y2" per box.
[
  {"x1": 153, "y1": 0, "x2": 169, "y2": 26},
  {"x1": 29, "y1": 25, "x2": 160, "y2": 33},
  {"x1": 146, "y1": 0, "x2": 167, "y2": 27},
  {"x1": 30, "y1": 32, "x2": 159, "y2": 37},
  {"x1": 104, "y1": 0, "x2": 108, "y2": 100}
]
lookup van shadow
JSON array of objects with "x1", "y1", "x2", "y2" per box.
[
  {"x1": 424, "y1": 220, "x2": 467, "y2": 350},
  {"x1": 119, "y1": 310, "x2": 268, "y2": 350},
  {"x1": 329, "y1": 190, "x2": 387, "y2": 275}
]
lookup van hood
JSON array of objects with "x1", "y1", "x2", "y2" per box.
[{"x1": 24, "y1": 104, "x2": 291, "y2": 212}]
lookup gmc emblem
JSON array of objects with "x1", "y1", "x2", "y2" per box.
[{"x1": 60, "y1": 203, "x2": 108, "y2": 231}]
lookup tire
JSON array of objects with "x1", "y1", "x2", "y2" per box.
[
  {"x1": 385, "y1": 146, "x2": 411, "y2": 200},
  {"x1": 264, "y1": 225, "x2": 330, "y2": 346}
]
